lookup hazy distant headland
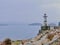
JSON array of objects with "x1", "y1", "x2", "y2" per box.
[
  {"x1": 29, "y1": 23, "x2": 56, "y2": 26},
  {"x1": 0, "y1": 23, "x2": 56, "y2": 26},
  {"x1": 29, "y1": 23, "x2": 42, "y2": 26},
  {"x1": 0, "y1": 24, "x2": 8, "y2": 26}
]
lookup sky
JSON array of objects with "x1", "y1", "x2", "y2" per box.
[{"x1": 0, "y1": 0, "x2": 60, "y2": 24}]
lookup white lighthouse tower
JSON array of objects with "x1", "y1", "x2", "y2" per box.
[{"x1": 43, "y1": 13, "x2": 47, "y2": 26}]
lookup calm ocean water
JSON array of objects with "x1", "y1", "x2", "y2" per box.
[{"x1": 0, "y1": 24, "x2": 40, "y2": 41}]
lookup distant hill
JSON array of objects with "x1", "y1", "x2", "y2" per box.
[
  {"x1": 48, "y1": 23, "x2": 56, "y2": 26},
  {"x1": 29, "y1": 23, "x2": 42, "y2": 26},
  {"x1": 0, "y1": 24, "x2": 8, "y2": 26}
]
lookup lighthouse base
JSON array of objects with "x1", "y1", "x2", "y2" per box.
[{"x1": 41, "y1": 26, "x2": 50, "y2": 30}]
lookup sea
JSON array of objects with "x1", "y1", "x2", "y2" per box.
[{"x1": 0, "y1": 24, "x2": 41, "y2": 41}]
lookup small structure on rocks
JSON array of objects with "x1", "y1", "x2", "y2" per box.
[{"x1": 2, "y1": 38, "x2": 11, "y2": 45}]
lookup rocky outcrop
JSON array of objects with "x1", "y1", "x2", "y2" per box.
[{"x1": 24, "y1": 29, "x2": 60, "y2": 45}]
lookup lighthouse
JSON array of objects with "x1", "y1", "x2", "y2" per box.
[
  {"x1": 41, "y1": 13, "x2": 50, "y2": 30},
  {"x1": 37, "y1": 13, "x2": 50, "y2": 35},
  {"x1": 43, "y1": 13, "x2": 47, "y2": 26}
]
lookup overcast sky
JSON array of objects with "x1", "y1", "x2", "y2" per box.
[{"x1": 0, "y1": 0, "x2": 60, "y2": 24}]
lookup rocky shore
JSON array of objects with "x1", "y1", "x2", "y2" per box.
[{"x1": 23, "y1": 28, "x2": 60, "y2": 45}]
